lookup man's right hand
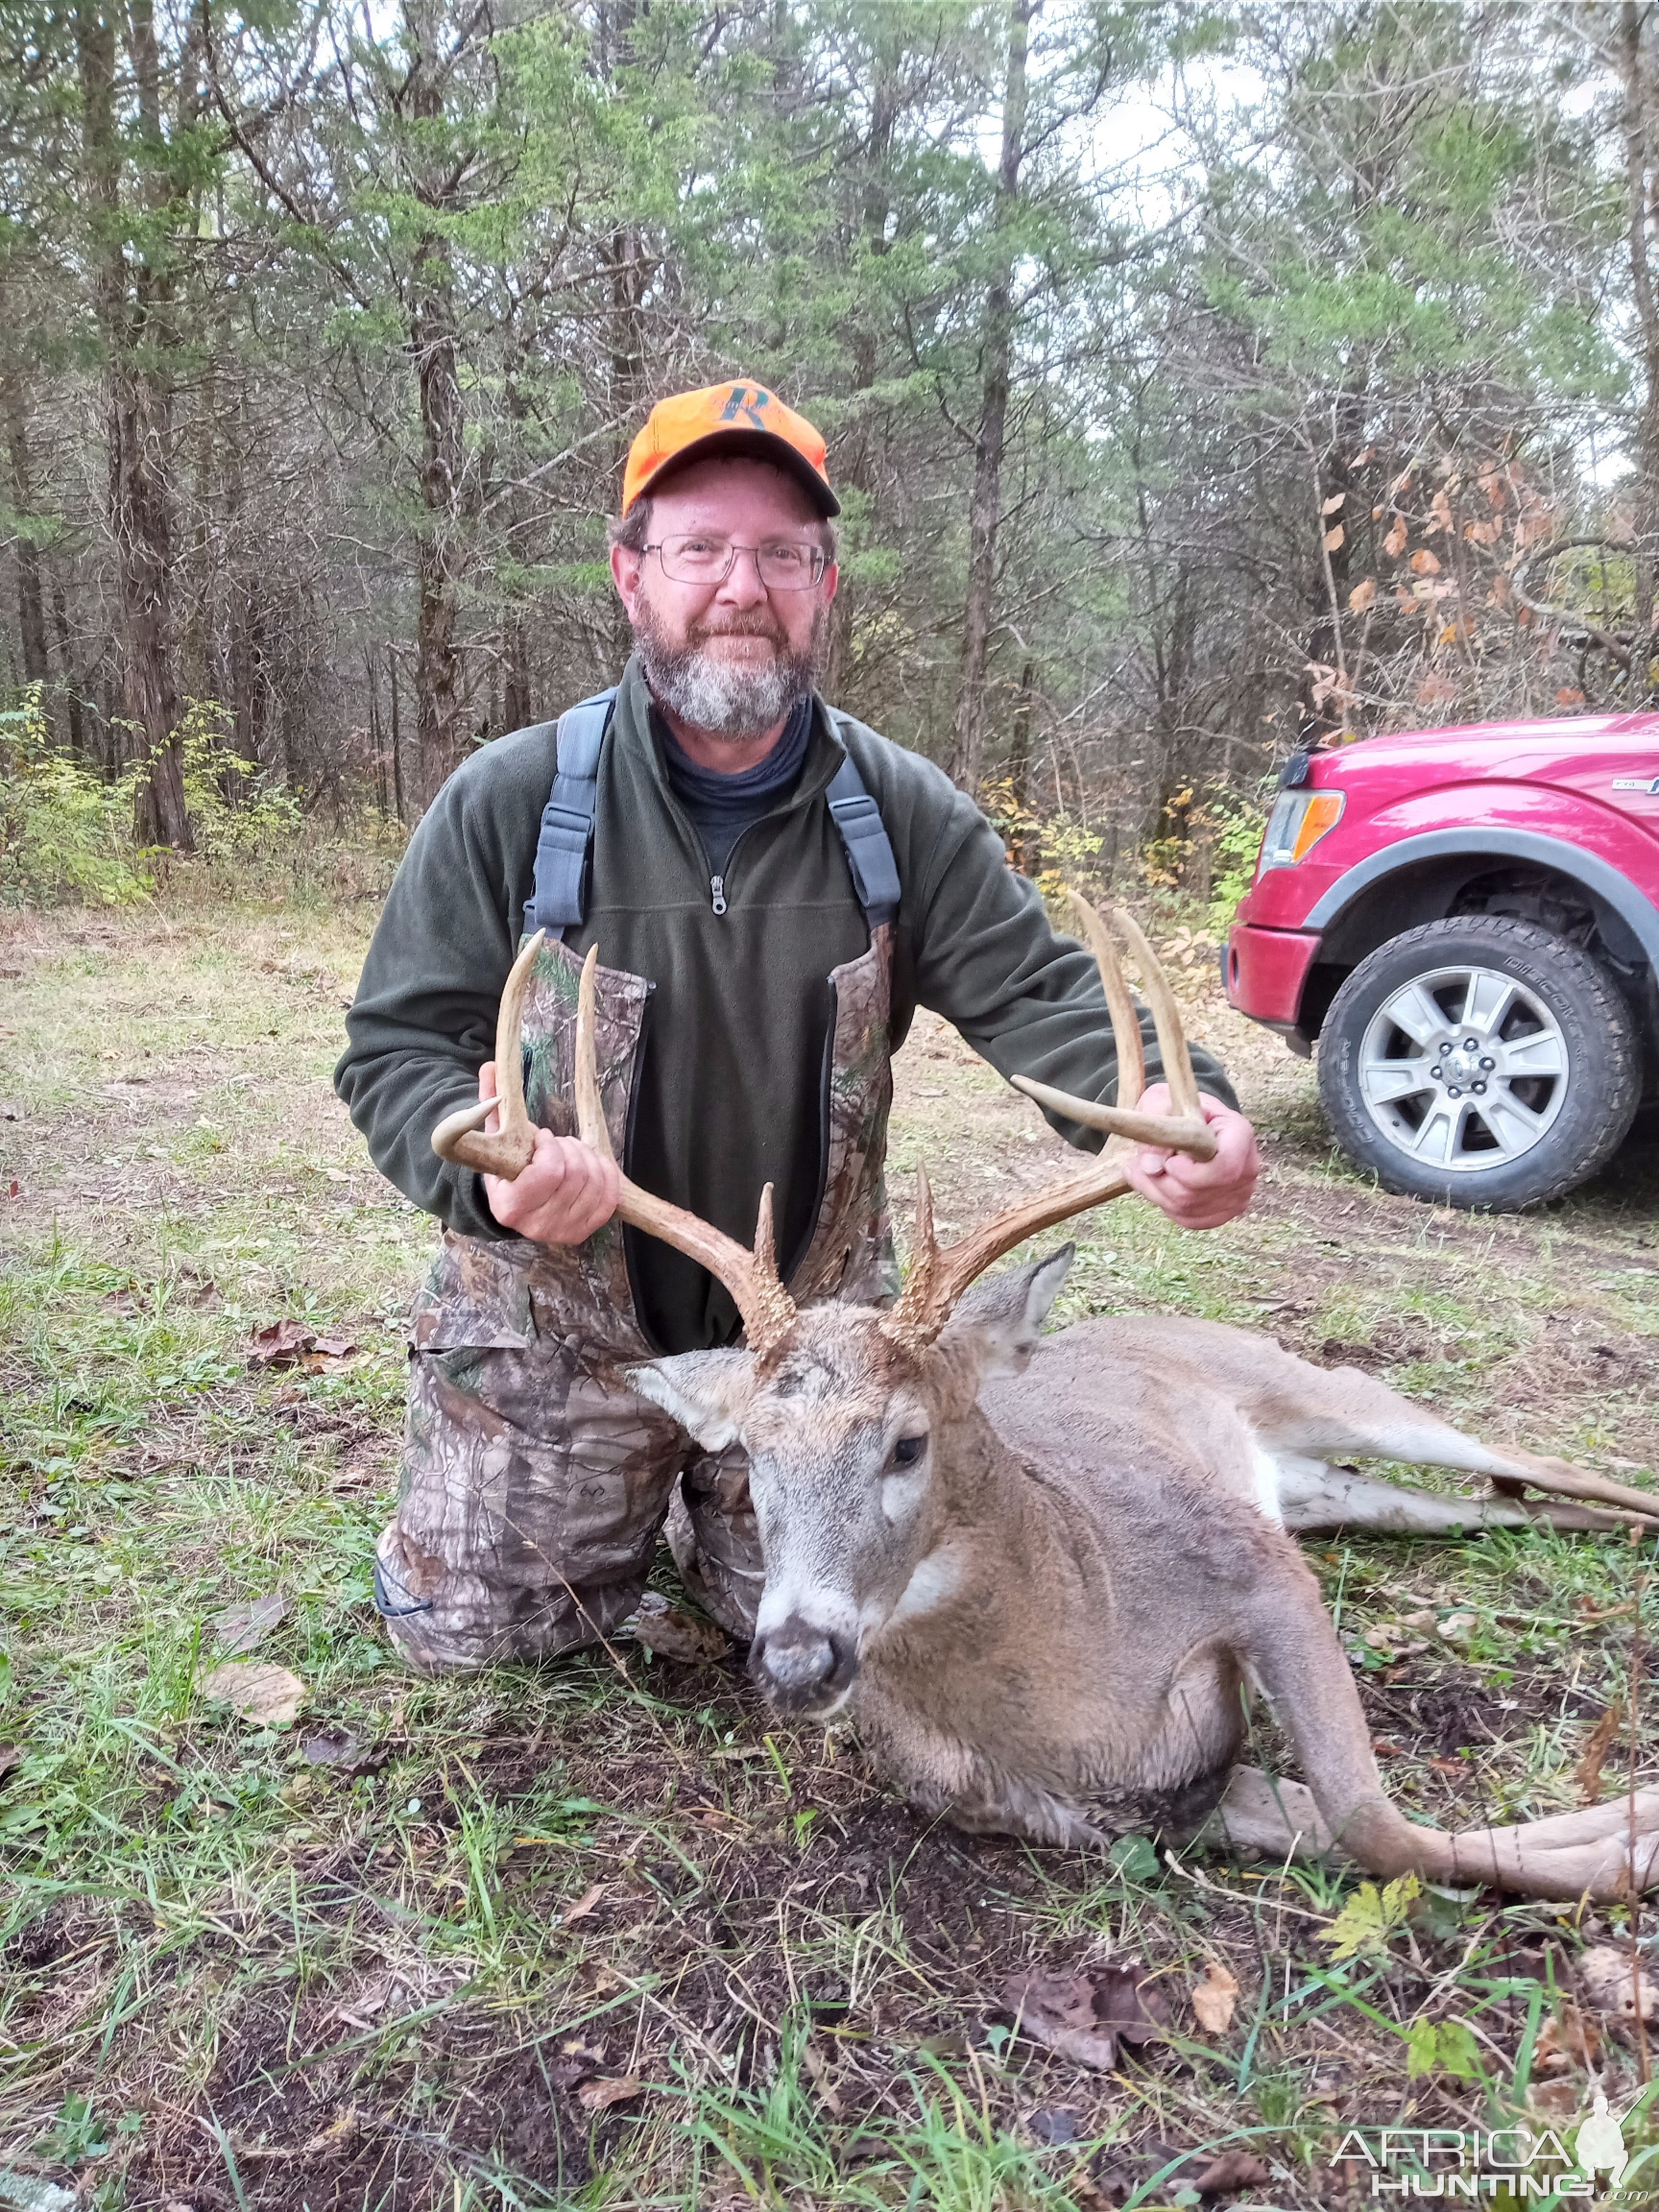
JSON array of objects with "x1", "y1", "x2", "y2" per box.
[{"x1": 476, "y1": 1060, "x2": 622, "y2": 1245}]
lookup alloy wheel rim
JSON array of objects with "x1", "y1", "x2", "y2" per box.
[{"x1": 1355, "y1": 962, "x2": 1570, "y2": 1172}]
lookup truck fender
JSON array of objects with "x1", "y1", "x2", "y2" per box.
[{"x1": 1304, "y1": 810, "x2": 1659, "y2": 973}]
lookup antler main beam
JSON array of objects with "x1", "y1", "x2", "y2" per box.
[
  {"x1": 431, "y1": 932, "x2": 797, "y2": 1358},
  {"x1": 1010, "y1": 894, "x2": 1215, "y2": 1159},
  {"x1": 572, "y1": 947, "x2": 797, "y2": 1357},
  {"x1": 884, "y1": 892, "x2": 1218, "y2": 1356},
  {"x1": 430, "y1": 929, "x2": 548, "y2": 1178}
]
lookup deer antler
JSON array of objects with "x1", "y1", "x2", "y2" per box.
[
  {"x1": 884, "y1": 892, "x2": 1218, "y2": 1356},
  {"x1": 572, "y1": 946, "x2": 797, "y2": 1357},
  {"x1": 430, "y1": 928, "x2": 548, "y2": 1178},
  {"x1": 432, "y1": 932, "x2": 797, "y2": 1358}
]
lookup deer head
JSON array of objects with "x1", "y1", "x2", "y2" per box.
[{"x1": 433, "y1": 894, "x2": 1217, "y2": 1717}]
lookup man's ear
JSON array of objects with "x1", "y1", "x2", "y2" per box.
[
  {"x1": 627, "y1": 1349, "x2": 756, "y2": 1451},
  {"x1": 937, "y1": 1244, "x2": 1074, "y2": 1381}
]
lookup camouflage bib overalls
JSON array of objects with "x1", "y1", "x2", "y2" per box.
[{"x1": 374, "y1": 692, "x2": 902, "y2": 1674}]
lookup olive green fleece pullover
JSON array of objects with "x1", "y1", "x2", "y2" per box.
[{"x1": 335, "y1": 658, "x2": 1238, "y2": 1353}]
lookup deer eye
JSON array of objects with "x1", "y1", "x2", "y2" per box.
[{"x1": 889, "y1": 1434, "x2": 926, "y2": 1468}]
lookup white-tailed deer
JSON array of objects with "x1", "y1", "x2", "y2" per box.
[{"x1": 438, "y1": 901, "x2": 1659, "y2": 1901}]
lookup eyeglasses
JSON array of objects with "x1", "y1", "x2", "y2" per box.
[{"x1": 643, "y1": 534, "x2": 829, "y2": 590}]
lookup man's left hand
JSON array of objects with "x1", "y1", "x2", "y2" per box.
[{"x1": 1120, "y1": 1084, "x2": 1261, "y2": 1228}]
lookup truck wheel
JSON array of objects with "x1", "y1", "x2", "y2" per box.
[{"x1": 1317, "y1": 916, "x2": 1640, "y2": 1209}]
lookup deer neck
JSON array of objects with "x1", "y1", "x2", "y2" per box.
[{"x1": 871, "y1": 1400, "x2": 1115, "y2": 1674}]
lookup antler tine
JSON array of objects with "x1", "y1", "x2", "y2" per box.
[
  {"x1": 1063, "y1": 888, "x2": 1143, "y2": 1107},
  {"x1": 431, "y1": 928, "x2": 546, "y2": 1178},
  {"x1": 574, "y1": 946, "x2": 797, "y2": 1358},
  {"x1": 886, "y1": 1152, "x2": 1134, "y2": 1356},
  {"x1": 886, "y1": 889, "x2": 1222, "y2": 1358},
  {"x1": 1112, "y1": 903, "x2": 1203, "y2": 1123},
  {"x1": 572, "y1": 945, "x2": 616, "y2": 1165},
  {"x1": 1010, "y1": 896, "x2": 1215, "y2": 1161}
]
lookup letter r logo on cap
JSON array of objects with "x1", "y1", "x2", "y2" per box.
[
  {"x1": 720, "y1": 385, "x2": 773, "y2": 429},
  {"x1": 622, "y1": 380, "x2": 838, "y2": 515}
]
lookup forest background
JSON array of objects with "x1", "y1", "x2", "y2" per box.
[{"x1": 6, "y1": 0, "x2": 1659, "y2": 896}]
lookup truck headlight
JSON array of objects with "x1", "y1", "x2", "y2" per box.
[{"x1": 1257, "y1": 789, "x2": 1345, "y2": 874}]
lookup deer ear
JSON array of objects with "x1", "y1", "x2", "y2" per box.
[
  {"x1": 938, "y1": 1244, "x2": 1074, "y2": 1381},
  {"x1": 627, "y1": 1350, "x2": 757, "y2": 1451}
]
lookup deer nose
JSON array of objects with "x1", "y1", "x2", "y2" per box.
[{"x1": 750, "y1": 1616, "x2": 858, "y2": 1712}]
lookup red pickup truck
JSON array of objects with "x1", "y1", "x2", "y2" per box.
[{"x1": 1225, "y1": 713, "x2": 1659, "y2": 1209}]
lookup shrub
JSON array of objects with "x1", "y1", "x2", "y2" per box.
[
  {"x1": 175, "y1": 698, "x2": 304, "y2": 865},
  {"x1": 0, "y1": 690, "x2": 152, "y2": 909}
]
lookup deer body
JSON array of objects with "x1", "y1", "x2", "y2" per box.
[{"x1": 635, "y1": 1277, "x2": 1659, "y2": 1900}]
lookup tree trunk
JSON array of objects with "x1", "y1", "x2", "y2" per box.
[
  {"x1": 3, "y1": 374, "x2": 50, "y2": 694},
  {"x1": 76, "y1": 0, "x2": 192, "y2": 848},
  {"x1": 1623, "y1": 0, "x2": 1659, "y2": 696},
  {"x1": 405, "y1": 0, "x2": 469, "y2": 809},
  {"x1": 1006, "y1": 656, "x2": 1038, "y2": 874},
  {"x1": 410, "y1": 221, "x2": 466, "y2": 806},
  {"x1": 389, "y1": 644, "x2": 407, "y2": 822},
  {"x1": 504, "y1": 617, "x2": 532, "y2": 731},
  {"x1": 824, "y1": 19, "x2": 900, "y2": 705},
  {"x1": 947, "y1": 0, "x2": 1034, "y2": 794},
  {"x1": 51, "y1": 582, "x2": 86, "y2": 757}
]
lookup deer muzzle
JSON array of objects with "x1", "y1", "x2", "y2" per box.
[{"x1": 750, "y1": 1615, "x2": 860, "y2": 1716}]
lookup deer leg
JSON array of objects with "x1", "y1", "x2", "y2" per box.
[
  {"x1": 1253, "y1": 1366, "x2": 1657, "y2": 1532},
  {"x1": 1216, "y1": 1768, "x2": 1659, "y2": 1872},
  {"x1": 1214, "y1": 1767, "x2": 1342, "y2": 1861},
  {"x1": 1272, "y1": 1453, "x2": 1618, "y2": 1537}
]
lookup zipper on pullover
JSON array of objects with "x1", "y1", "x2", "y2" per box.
[{"x1": 709, "y1": 874, "x2": 727, "y2": 915}]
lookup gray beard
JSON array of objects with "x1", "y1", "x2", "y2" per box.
[{"x1": 632, "y1": 606, "x2": 824, "y2": 743}]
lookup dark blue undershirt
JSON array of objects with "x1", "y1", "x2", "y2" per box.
[{"x1": 652, "y1": 698, "x2": 815, "y2": 879}]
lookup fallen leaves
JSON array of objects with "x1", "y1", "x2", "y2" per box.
[
  {"x1": 575, "y1": 2076, "x2": 643, "y2": 2113},
  {"x1": 198, "y1": 1660, "x2": 306, "y2": 1728},
  {"x1": 1322, "y1": 524, "x2": 1345, "y2": 553},
  {"x1": 1533, "y1": 2000, "x2": 1600, "y2": 2076},
  {"x1": 1190, "y1": 1960, "x2": 1239, "y2": 2034},
  {"x1": 545, "y1": 2037, "x2": 644, "y2": 2112},
  {"x1": 563, "y1": 1882, "x2": 606, "y2": 1925},
  {"x1": 1384, "y1": 514, "x2": 1409, "y2": 557},
  {"x1": 1322, "y1": 1871, "x2": 1420, "y2": 1960},
  {"x1": 249, "y1": 1319, "x2": 357, "y2": 1370},
  {"x1": 629, "y1": 1589, "x2": 732, "y2": 1664},
  {"x1": 213, "y1": 1592, "x2": 288, "y2": 1655},
  {"x1": 302, "y1": 1729, "x2": 386, "y2": 1776},
  {"x1": 1407, "y1": 547, "x2": 1442, "y2": 575},
  {"x1": 1002, "y1": 1962, "x2": 1167, "y2": 2070},
  {"x1": 1189, "y1": 2149, "x2": 1272, "y2": 2195},
  {"x1": 1347, "y1": 576, "x2": 1377, "y2": 613},
  {"x1": 330, "y1": 1971, "x2": 406, "y2": 2031},
  {"x1": 1405, "y1": 2018, "x2": 1483, "y2": 2080},
  {"x1": 1578, "y1": 1944, "x2": 1658, "y2": 2025}
]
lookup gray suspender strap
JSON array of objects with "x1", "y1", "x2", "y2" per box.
[
  {"x1": 826, "y1": 753, "x2": 901, "y2": 929},
  {"x1": 525, "y1": 690, "x2": 901, "y2": 935},
  {"x1": 524, "y1": 688, "x2": 617, "y2": 938}
]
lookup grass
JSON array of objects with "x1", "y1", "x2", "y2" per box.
[{"x1": 1, "y1": 892, "x2": 1659, "y2": 2208}]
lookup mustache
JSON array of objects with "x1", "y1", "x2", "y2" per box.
[{"x1": 688, "y1": 612, "x2": 787, "y2": 647}]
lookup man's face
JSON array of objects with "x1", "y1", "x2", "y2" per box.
[{"x1": 611, "y1": 456, "x2": 839, "y2": 743}]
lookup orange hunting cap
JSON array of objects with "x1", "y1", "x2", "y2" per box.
[{"x1": 623, "y1": 380, "x2": 839, "y2": 517}]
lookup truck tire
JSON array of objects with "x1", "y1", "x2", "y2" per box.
[{"x1": 1317, "y1": 915, "x2": 1640, "y2": 1210}]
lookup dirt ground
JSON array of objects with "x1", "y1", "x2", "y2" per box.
[{"x1": 1, "y1": 897, "x2": 1657, "y2": 2211}]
